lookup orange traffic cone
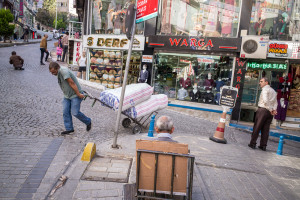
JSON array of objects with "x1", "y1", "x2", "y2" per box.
[{"x1": 209, "y1": 112, "x2": 227, "y2": 144}]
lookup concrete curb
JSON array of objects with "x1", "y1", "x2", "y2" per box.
[
  {"x1": 0, "y1": 39, "x2": 52, "y2": 48},
  {"x1": 194, "y1": 165, "x2": 211, "y2": 200}
]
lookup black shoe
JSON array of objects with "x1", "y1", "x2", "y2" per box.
[
  {"x1": 258, "y1": 146, "x2": 266, "y2": 151},
  {"x1": 248, "y1": 144, "x2": 256, "y2": 149},
  {"x1": 20, "y1": 68, "x2": 24, "y2": 70},
  {"x1": 86, "y1": 122, "x2": 92, "y2": 131},
  {"x1": 40, "y1": 62, "x2": 45, "y2": 65},
  {"x1": 61, "y1": 130, "x2": 74, "y2": 135}
]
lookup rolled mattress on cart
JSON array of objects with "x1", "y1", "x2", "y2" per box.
[
  {"x1": 124, "y1": 94, "x2": 168, "y2": 119},
  {"x1": 99, "y1": 83, "x2": 153, "y2": 111}
]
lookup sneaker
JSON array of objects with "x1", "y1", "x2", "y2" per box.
[
  {"x1": 40, "y1": 62, "x2": 45, "y2": 65},
  {"x1": 248, "y1": 144, "x2": 256, "y2": 149},
  {"x1": 258, "y1": 146, "x2": 266, "y2": 151},
  {"x1": 86, "y1": 122, "x2": 92, "y2": 131},
  {"x1": 61, "y1": 130, "x2": 74, "y2": 135}
]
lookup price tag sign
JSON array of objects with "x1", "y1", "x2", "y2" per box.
[{"x1": 219, "y1": 86, "x2": 238, "y2": 108}]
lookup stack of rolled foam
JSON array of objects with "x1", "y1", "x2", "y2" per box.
[
  {"x1": 99, "y1": 83, "x2": 153, "y2": 111},
  {"x1": 124, "y1": 94, "x2": 168, "y2": 119}
]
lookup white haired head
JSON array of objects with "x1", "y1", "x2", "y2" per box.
[{"x1": 155, "y1": 116, "x2": 174, "y2": 133}]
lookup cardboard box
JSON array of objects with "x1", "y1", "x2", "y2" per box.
[{"x1": 136, "y1": 140, "x2": 189, "y2": 195}]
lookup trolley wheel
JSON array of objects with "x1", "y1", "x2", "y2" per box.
[
  {"x1": 122, "y1": 118, "x2": 131, "y2": 128},
  {"x1": 132, "y1": 125, "x2": 142, "y2": 134}
]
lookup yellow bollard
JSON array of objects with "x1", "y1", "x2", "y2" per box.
[{"x1": 81, "y1": 142, "x2": 96, "y2": 162}]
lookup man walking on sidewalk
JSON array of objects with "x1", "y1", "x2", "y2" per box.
[
  {"x1": 49, "y1": 62, "x2": 92, "y2": 135},
  {"x1": 23, "y1": 27, "x2": 29, "y2": 42},
  {"x1": 40, "y1": 34, "x2": 49, "y2": 65},
  {"x1": 248, "y1": 77, "x2": 277, "y2": 151},
  {"x1": 61, "y1": 32, "x2": 69, "y2": 62}
]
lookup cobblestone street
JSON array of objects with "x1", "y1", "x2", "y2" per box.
[{"x1": 0, "y1": 42, "x2": 299, "y2": 199}]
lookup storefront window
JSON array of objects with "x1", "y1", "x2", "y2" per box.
[
  {"x1": 250, "y1": 0, "x2": 299, "y2": 40},
  {"x1": 90, "y1": 0, "x2": 144, "y2": 35},
  {"x1": 157, "y1": 0, "x2": 241, "y2": 37},
  {"x1": 153, "y1": 53, "x2": 233, "y2": 105},
  {"x1": 287, "y1": 64, "x2": 300, "y2": 117},
  {"x1": 242, "y1": 63, "x2": 287, "y2": 106},
  {"x1": 88, "y1": 49, "x2": 141, "y2": 89}
]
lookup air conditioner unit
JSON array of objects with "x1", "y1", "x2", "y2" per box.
[{"x1": 240, "y1": 36, "x2": 269, "y2": 59}]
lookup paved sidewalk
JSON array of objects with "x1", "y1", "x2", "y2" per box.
[{"x1": 47, "y1": 132, "x2": 300, "y2": 200}]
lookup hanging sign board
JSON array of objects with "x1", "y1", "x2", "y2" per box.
[
  {"x1": 73, "y1": 41, "x2": 83, "y2": 65},
  {"x1": 19, "y1": 0, "x2": 24, "y2": 18},
  {"x1": 136, "y1": 0, "x2": 159, "y2": 23},
  {"x1": 219, "y1": 86, "x2": 238, "y2": 108},
  {"x1": 142, "y1": 55, "x2": 153, "y2": 63}
]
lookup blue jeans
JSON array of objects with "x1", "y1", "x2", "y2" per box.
[{"x1": 62, "y1": 97, "x2": 91, "y2": 131}]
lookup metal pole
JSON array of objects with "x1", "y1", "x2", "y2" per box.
[
  {"x1": 55, "y1": 1, "x2": 57, "y2": 30},
  {"x1": 112, "y1": 4, "x2": 137, "y2": 148}
]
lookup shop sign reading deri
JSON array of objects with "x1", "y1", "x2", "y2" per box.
[
  {"x1": 268, "y1": 41, "x2": 300, "y2": 59},
  {"x1": 83, "y1": 35, "x2": 145, "y2": 51}
]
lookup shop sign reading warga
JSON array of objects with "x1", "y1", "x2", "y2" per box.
[
  {"x1": 148, "y1": 36, "x2": 241, "y2": 52},
  {"x1": 83, "y1": 35, "x2": 145, "y2": 51},
  {"x1": 268, "y1": 41, "x2": 300, "y2": 59}
]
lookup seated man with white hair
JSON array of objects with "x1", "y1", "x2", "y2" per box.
[{"x1": 154, "y1": 116, "x2": 177, "y2": 143}]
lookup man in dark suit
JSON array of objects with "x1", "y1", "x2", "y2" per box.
[{"x1": 154, "y1": 116, "x2": 177, "y2": 142}]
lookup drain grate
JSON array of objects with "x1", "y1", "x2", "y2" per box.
[{"x1": 81, "y1": 156, "x2": 132, "y2": 183}]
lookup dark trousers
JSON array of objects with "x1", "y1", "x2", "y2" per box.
[
  {"x1": 62, "y1": 45, "x2": 68, "y2": 62},
  {"x1": 40, "y1": 48, "x2": 49, "y2": 63},
  {"x1": 250, "y1": 108, "x2": 273, "y2": 147}
]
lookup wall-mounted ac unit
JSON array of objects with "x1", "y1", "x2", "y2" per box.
[{"x1": 240, "y1": 36, "x2": 269, "y2": 59}]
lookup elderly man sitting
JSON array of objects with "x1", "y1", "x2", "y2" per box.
[{"x1": 154, "y1": 115, "x2": 177, "y2": 143}]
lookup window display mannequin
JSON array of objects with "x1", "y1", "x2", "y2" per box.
[
  {"x1": 203, "y1": 73, "x2": 215, "y2": 90},
  {"x1": 113, "y1": 4, "x2": 123, "y2": 33},
  {"x1": 202, "y1": 90, "x2": 214, "y2": 104},
  {"x1": 189, "y1": 83, "x2": 201, "y2": 102},
  {"x1": 177, "y1": 85, "x2": 188, "y2": 100},
  {"x1": 215, "y1": 77, "x2": 225, "y2": 92},
  {"x1": 221, "y1": 0, "x2": 234, "y2": 36},
  {"x1": 214, "y1": 92, "x2": 221, "y2": 104},
  {"x1": 160, "y1": 0, "x2": 172, "y2": 34},
  {"x1": 93, "y1": 0, "x2": 102, "y2": 34},
  {"x1": 138, "y1": 64, "x2": 149, "y2": 83},
  {"x1": 106, "y1": 1, "x2": 116, "y2": 33}
]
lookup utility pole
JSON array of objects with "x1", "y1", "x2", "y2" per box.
[{"x1": 55, "y1": 0, "x2": 58, "y2": 30}]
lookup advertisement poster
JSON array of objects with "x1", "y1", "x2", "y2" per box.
[
  {"x1": 268, "y1": 41, "x2": 300, "y2": 59},
  {"x1": 136, "y1": 0, "x2": 159, "y2": 23}
]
